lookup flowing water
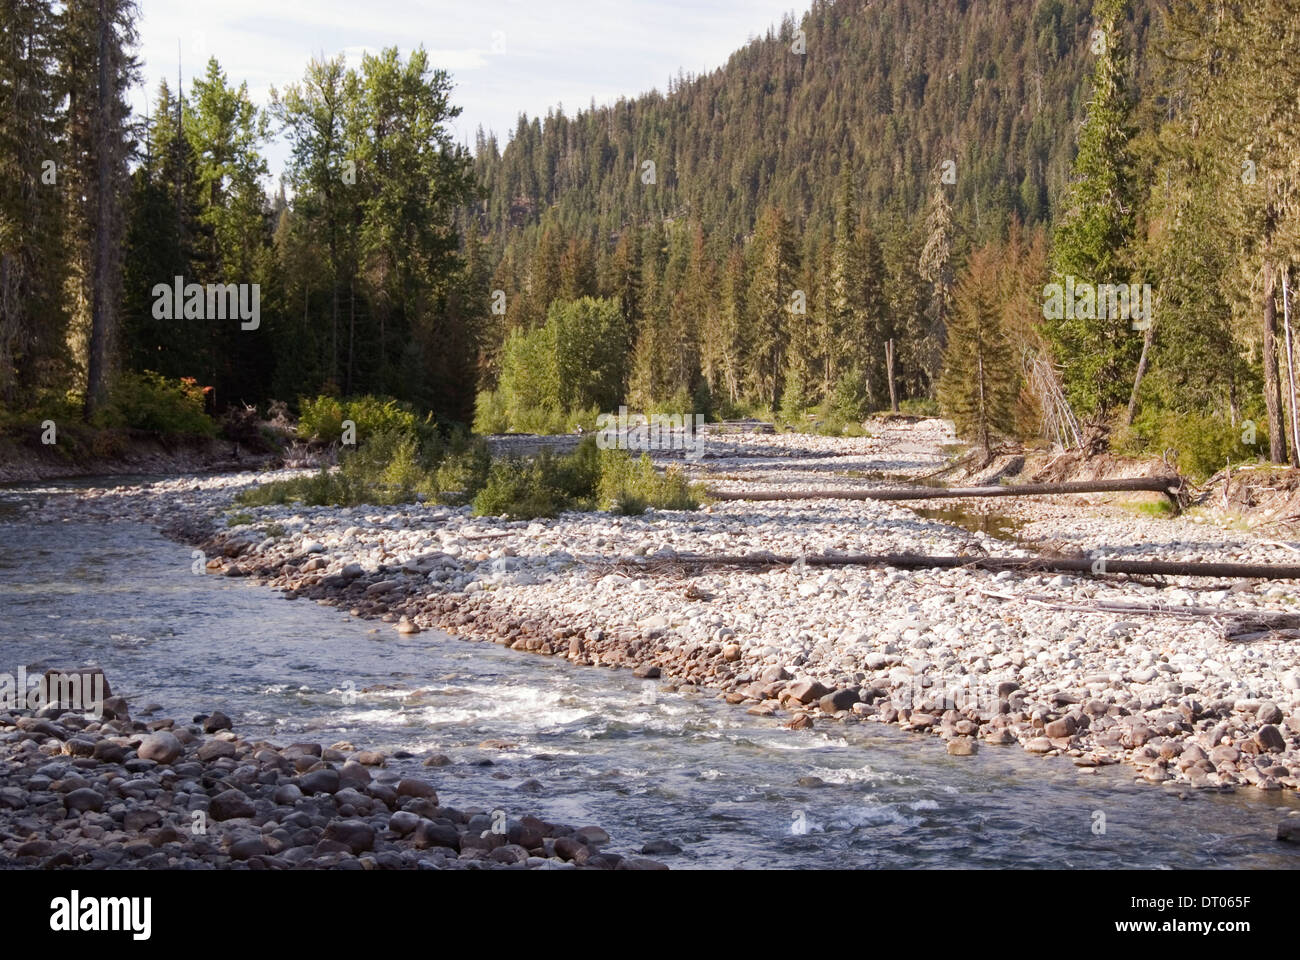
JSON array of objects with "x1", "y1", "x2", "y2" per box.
[{"x1": 2, "y1": 479, "x2": 1298, "y2": 869}]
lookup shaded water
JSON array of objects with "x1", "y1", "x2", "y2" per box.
[
  {"x1": 912, "y1": 505, "x2": 1028, "y2": 541},
  {"x1": 1, "y1": 482, "x2": 1298, "y2": 869}
]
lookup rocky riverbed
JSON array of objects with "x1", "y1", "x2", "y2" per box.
[
  {"x1": 0, "y1": 696, "x2": 655, "y2": 870},
  {"x1": 14, "y1": 418, "x2": 1300, "y2": 810}
]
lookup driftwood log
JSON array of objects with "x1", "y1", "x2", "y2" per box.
[
  {"x1": 707, "y1": 475, "x2": 1185, "y2": 507},
  {"x1": 653, "y1": 551, "x2": 1300, "y2": 581},
  {"x1": 976, "y1": 590, "x2": 1300, "y2": 641}
]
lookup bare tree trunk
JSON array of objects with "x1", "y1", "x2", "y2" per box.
[
  {"x1": 1263, "y1": 263, "x2": 1288, "y2": 463},
  {"x1": 84, "y1": 0, "x2": 114, "y2": 422},
  {"x1": 1125, "y1": 321, "x2": 1154, "y2": 425},
  {"x1": 1283, "y1": 268, "x2": 1299, "y2": 467},
  {"x1": 885, "y1": 338, "x2": 898, "y2": 412}
]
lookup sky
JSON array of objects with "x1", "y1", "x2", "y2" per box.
[{"x1": 132, "y1": 0, "x2": 802, "y2": 178}]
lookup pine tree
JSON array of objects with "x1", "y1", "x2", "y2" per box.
[
  {"x1": 121, "y1": 81, "x2": 202, "y2": 379},
  {"x1": 938, "y1": 242, "x2": 1018, "y2": 455},
  {"x1": 918, "y1": 175, "x2": 956, "y2": 397},
  {"x1": 60, "y1": 0, "x2": 139, "y2": 419},
  {"x1": 1046, "y1": 0, "x2": 1141, "y2": 418},
  {"x1": 708, "y1": 246, "x2": 747, "y2": 405},
  {"x1": 0, "y1": 0, "x2": 70, "y2": 406},
  {"x1": 827, "y1": 168, "x2": 863, "y2": 393},
  {"x1": 746, "y1": 206, "x2": 798, "y2": 406}
]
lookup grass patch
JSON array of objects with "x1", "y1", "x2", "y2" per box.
[{"x1": 1129, "y1": 499, "x2": 1176, "y2": 518}]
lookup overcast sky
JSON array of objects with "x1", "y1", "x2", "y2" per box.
[{"x1": 132, "y1": 0, "x2": 801, "y2": 178}]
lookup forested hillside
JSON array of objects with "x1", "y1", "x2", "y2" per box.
[
  {"x1": 469, "y1": 0, "x2": 1159, "y2": 414},
  {"x1": 2, "y1": 0, "x2": 1299, "y2": 483}
]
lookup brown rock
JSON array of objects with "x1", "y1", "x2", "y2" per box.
[
  {"x1": 785, "y1": 679, "x2": 831, "y2": 704},
  {"x1": 1255, "y1": 725, "x2": 1287, "y2": 753}
]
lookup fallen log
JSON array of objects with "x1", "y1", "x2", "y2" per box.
[
  {"x1": 1226, "y1": 628, "x2": 1300, "y2": 643},
  {"x1": 707, "y1": 475, "x2": 1184, "y2": 505},
  {"x1": 977, "y1": 590, "x2": 1300, "y2": 640},
  {"x1": 655, "y1": 551, "x2": 1300, "y2": 581}
]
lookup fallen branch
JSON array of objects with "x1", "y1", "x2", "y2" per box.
[
  {"x1": 986, "y1": 592, "x2": 1300, "y2": 624},
  {"x1": 654, "y1": 551, "x2": 1300, "y2": 581},
  {"x1": 1226, "y1": 628, "x2": 1300, "y2": 643},
  {"x1": 707, "y1": 475, "x2": 1185, "y2": 509}
]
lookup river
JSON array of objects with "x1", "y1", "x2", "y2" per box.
[{"x1": 2, "y1": 478, "x2": 1298, "y2": 869}]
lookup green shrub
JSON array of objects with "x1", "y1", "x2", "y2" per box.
[
  {"x1": 899, "y1": 397, "x2": 941, "y2": 417},
  {"x1": 298, "y1": 394, "x2": 433, "y2": 448},
  {"x1": 510, "y1": 401, "x2": 569, "y2": 436},
  {"x1": 97, "y1": 371, "x2": 216, "y2": 436},
  {"x1": 1117, "y1": 408, "x2": 1259, "y2": 481},
  {"x1": 565, "y1": 404, "x2": 602, "y2": 433},
  {"x1": 596, "y1": 449, "x2": 702, "y2": 512},
  {"x1": 715, "y1": 396, "x2": 774, "y2": 422},
  {"x1": 473, "y1": 389, "x2": 510, "y2": 434},
  {"x1": 779, "y1": 367, "x2": 812, "y2": 423},
  {"x1": 611, "y1": 492, "x2": 650, "y2": 515},
  {"x1": 240, "y1": 420, "x2": 443, "y2": 509},
  {"x1": 435, "y1": 434, "x2": 491, "y2": 505},
  {"x1": 490, "y1": 296, "x2": 629, "y2": 434},
  {"x1": 472, "y1": 456, "x2": 568, "y2": 519},
  {"x1": 297, "y1": 395, "x2": 344, "y2": 441},
  {"x1": 831, "y1": 367, "x2": 871, "y2": 423},
  {"x1": 813, "y1": 416, "x2": 848, "y2": 436},
  {"x1": 468, "y1": 436, "x2": 701, "y2": 520}
]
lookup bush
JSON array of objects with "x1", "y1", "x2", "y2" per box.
[
  {"x1": 298, "y1": 394, "x2": 434, "y2": 448},
  {"x1": 715, "y1": 396, "x2": 774, "y2": 422},
  {"x1": 472, "y1": 456, "x2": 569, "y2": 519},
  {"x1": 831, "y1": 367, "x2": 871, "y2": 423},
  {"x1": 596, "y1": 449, "x2": 702, "y2": 512},
  {"x1": 779, "y1": 367, "x2": 812, "y2": 423},
  {"x1": 1117, "y1": 409, "x2": 1259, "y2": 481},
  {"x1": 473, "y1": 389, "x2": 510, "y2": 434},
  {"x1": 96, "y1": 371, "x2": 216, "y2": 436},
  {"x1": 899, "y1": 397, "x2": 941, "y2": 417},
  {"x1": 241, "y1": 401, "x2": 444, "y2": 508},
  {"x1": 469, "y1": 436, "x2": 701, "y2": 519},
  {"x1": 296, "y1": 395, "x2": 344, "y2": 442},
  {"x1": 434, "y1": 434, "x2": 491, "y2": 505},
  {"x1": 510, "y1": 401, "x2": 569, "y2": 436}
]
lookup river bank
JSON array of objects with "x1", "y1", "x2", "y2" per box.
[
  {"x1": 0, "y1": 699, "x2": 648, "y2": 870},
  {"x1": 0, "y1": 429, "x2": 276, "y2": 485},
  {"x1": 14, "y1": 419, "x2": 1300, "y2": 809}
]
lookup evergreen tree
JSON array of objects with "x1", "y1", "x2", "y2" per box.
[
  {"x1": 60, "y1": 0, "x2": 139, "y2": 418},
  {"x1": 938, "y1": 242, "x2": 1018, "y2": 454},
  {"x1": 918, "y1": 175, "x2": 956, "y2": 396},
  {"x1": 0, "y1": 0, "x2": 70, "y2": 406},
  {"x1": 746, "y1": 206, "x2": 798, "y2": 406},
  {"x1": 1046, "y1": 0, "x2": 1141, "y2": 418}
]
